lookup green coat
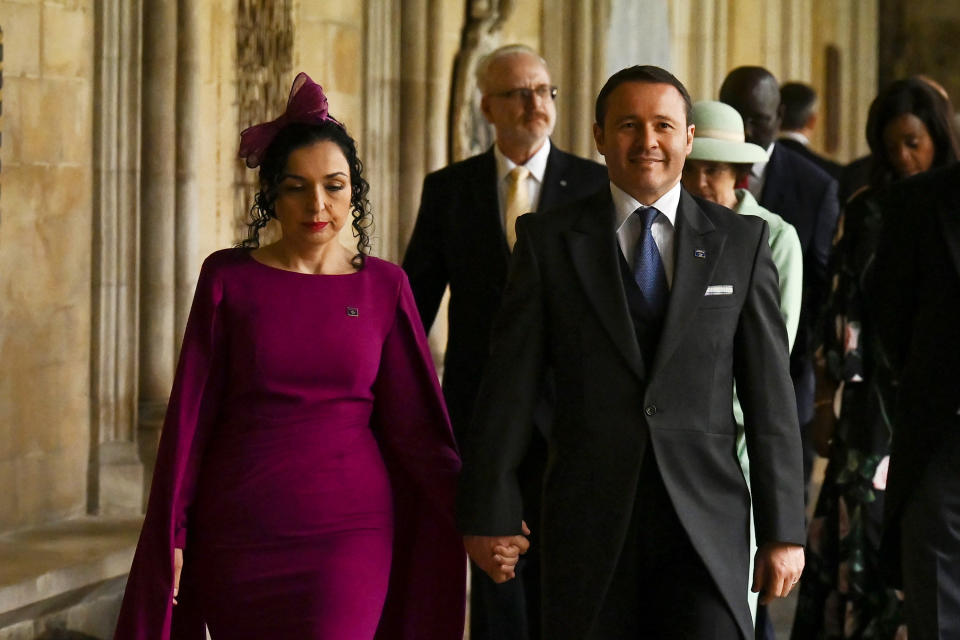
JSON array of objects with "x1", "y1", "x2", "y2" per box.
[
  {"x1": 732, "y1": 188, "x2": 803, "y2": 620},
  {"x1": 733, "y1": 188, "x2": 803, "y2": 441}
]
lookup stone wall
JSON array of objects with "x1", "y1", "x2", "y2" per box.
[
  {"x1": 0, "y1": 0, "x2": 94, "y2": 531},
  {"x1": 879, "y1": 0, "x2": 960, "y2": 112},
  {"x1": 669, "y1": 0, "x2": 877, "y2": 163}
]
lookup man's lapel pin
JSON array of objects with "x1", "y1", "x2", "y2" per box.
[
  {"x1": 346, "y1": 306, "x2": 359, "y2": 317},
  {"x1": 694, "y1": 249, "x2": 706, "y2": 259}
]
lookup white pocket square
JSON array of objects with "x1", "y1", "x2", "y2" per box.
[{"x1": 704, "y1": 285, "x2": 734, "y2": 296}]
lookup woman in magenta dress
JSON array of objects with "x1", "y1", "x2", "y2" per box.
[{"x1": 114, "y1": 73, "x2": 466, "y2": 640}]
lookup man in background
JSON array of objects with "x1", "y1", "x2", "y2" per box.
[
  {"x1": 720, "y1": 65, "x2": 840, "y2": 640},
  {"x1": 402, "y1": 44, "x2": 607, "y2": 640},
  {"x1": 778, "y1": 81, "x2": 842, "y2": 179}
]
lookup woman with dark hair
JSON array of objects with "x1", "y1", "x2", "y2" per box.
[
  {"x1": 792, "y1": 77, "x2": 959, "y2": 640},
  {"x1": 114, "y1": 73, "x2": 467, "y2": 639}
]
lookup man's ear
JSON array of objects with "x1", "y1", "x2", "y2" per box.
[
  {"x1": 480, "y1": 96, "x2": 493, "y2": 124},
  {"x1": 686, "y1": 124, "x2": 695, "y2": 154},
  {"x1": 592, "y1": 122, "x2": 605, "y2": 155}
]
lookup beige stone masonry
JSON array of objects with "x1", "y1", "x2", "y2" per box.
[
  {"x1": 43, "y1": 2, "x2": 93, "y2": 78},
  {"x1": 0, "y1": 3, "x2": 40, "y2": 77},
  {"x1": 0, "y1": 516, "x2": 139, "y2": 633},
  {"x1": 0, "y1": 0, "x2": 95, "y2": 532}
]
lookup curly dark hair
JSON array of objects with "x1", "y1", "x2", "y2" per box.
[
  {"x1": 865, "y1": 77, "x2": 960, "y2": 188},
  {"x1": 240, "y1": 120, "x2": 372, "y2": 269}
]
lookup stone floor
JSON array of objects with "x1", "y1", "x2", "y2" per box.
[
  {"x1": 0, "y1": 458, "x2": 825, "y2": 640},
  {"x1": 769, "y1": 585, "x2": 800, "y2": 637},
  {"x1": 0, "y1": 517, "x2": 140, "y2": 639}
]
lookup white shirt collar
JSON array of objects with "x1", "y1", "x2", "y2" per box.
[
  {"x1": 610, "y1": 180, "x2": 681, "y2": 231},
  {"x1": 494, "y1": 138, "x2": 551, "y2": 184},
  {"x1": 751, "y1": 141, "x2": 776, "y2": 178},
  {"x1": 779, "y1": 131, "x2": 809, "y2": 146}
]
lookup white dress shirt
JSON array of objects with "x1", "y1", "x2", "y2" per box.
[
  {"x1": 612, "y1": 180, "x2": 680, "y2": 289},
  {"x1": 494, "y1": 139, "x2": 551, "y2": 230},
  {"x1": 747, "y1": 142, "x2": 776, "y2": 200},
  {"x1": 779, "y1": 131, "x2": 810, "y2": 146}
]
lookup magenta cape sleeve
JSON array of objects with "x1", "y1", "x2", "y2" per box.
[
  {"x1": 113, "y1": 256, "x2": 225, "y2": 640},
  {"x1": 372, "y1": 274, "x2": 467, "y2": 640}
]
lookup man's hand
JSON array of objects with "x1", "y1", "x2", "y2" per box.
[
  {"x1": 463, "y1": 521, "x2": 531, "y2": 583},
  {"x1": 752, "y1": 542, "x2": 804, "y2": 605}
]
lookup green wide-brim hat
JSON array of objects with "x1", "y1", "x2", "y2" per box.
[{"x1": 688, "y1": 100, "x2": 768, "y2": 164}]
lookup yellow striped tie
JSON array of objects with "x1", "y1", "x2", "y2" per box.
[{"x1": 504, "y1": 166, "x2": 531, "y2": 250}]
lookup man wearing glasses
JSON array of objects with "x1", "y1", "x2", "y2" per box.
[{"x1": 403, "y1": 44, "x2": 607, "y2": 640}]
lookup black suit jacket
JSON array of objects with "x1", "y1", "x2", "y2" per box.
[
  {"x1": 402, "y1": 144, "x2": 608, "y2": 440},
  {"x1": 777, "y1": 137, "x2": 842, "y2": 180},
  {"x1": 760, "y1": 143, "x2": 840, "y2": 423},
  {"x1": 457, "y1": 186, "x2": 806, "y2": 640},
  {"x1": 838, "y1": 155, "x2": 872, "y2": 205},
  {"x1": 866, "y1": 163, "x2": 960, "y2": 582}
]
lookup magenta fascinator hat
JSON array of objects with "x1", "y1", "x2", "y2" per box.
[{"x1": 238, "y1": 72, "x2": 344, "y2": 168}]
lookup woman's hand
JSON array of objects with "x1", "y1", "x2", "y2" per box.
[
  {"x1": 463, "y1": 521, "x2": 531, "y2": 583},
  {"x1": 173, "y1": 547, "x2": 183, "y2": 605}
]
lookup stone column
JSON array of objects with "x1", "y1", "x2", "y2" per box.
[
  {"x1": 398, "y1": 0, "x2": 429, "y2": 254},
  {"x1": 397, "y1": 0, "x2": 452, "y2": 366},
  {"x1": 669, "y1": 0, "x2": 728, "y2": 101},
  {"x1": 364, "y1": 0, "x2": 402, "y2": 260},
  {"x1": 849, "y1": 0, "x2": 878, "y2": 158},
  {"x1": 175, "y1": 0, "x2": 202, "y2": 344},
  {"x1": 607, "y1": 0, "x2": 672, "y2": 80},
  {"x1": 424, "y1": 0, "x2": 447, "y2": 176},
  {"x1": 781, "y1": 0, "x2": 813, "y2": 82},
  {"x1": 543, "y1": 0, "x2": 609, "y2": 160},
  {"x1": 90, "y1": 0, "x2": 144, "y2": 515},
  {"x1": 138, "y1": 0, "x2": 178, "y2": 496}
]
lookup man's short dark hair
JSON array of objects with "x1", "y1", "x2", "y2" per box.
[
  {"x1": 780, "y1": 82, "x2": 818, "y2": 131},
  {"x1": 595, "y1": 65, "x2": 693, "y2": 126}
]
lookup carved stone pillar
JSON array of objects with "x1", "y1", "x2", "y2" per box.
[
  {"x1": 364, "y1": 0, "x2": 402, "y2": 260},
  {"x1": 543, "y1": 0, "x2": 609, "y2": 160},
  {"x1": 448, "y1": 1, "x2": 515, "y2": 164},
  {"x1": 607, "y1": 0, "x2": 672, "y2": 80},
  {"x1": 398, "y1": 0, "x2": 429, "y2": 254},
  {"x1": 90, "y1": 0, "x2": 144, "y2": 515},
  {"x1": 849, "y1": 0, "x2": 878, "y2": 158},
  {"x1": 669, "y1": 0, "x2": 727, "y2": 101},
  {"x1": 138, "y1": 0, "x2": 178, "y2": 496},
  {"x1": 781, "y1": 0, "x2": 813, "y2": 82},
  {"x1": 175, "y1": 0, "x2": 203, "y2": 349},
  {"x1": 234, "y1": 1, "x2": 294, "y2": 238}
]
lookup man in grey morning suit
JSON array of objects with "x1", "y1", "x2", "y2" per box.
[
  {"x1": 458, "y1": 66, "x2": 806, "y2": 640},
  {"x1": 402, "y1": 45, "x2": 607, "y2": 640}
]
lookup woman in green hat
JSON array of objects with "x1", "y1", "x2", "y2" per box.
[
  {"x1": 681, "y1": 99, "x2": 804, "y2": 624},
  {"x1": 681, "y1": 100, "x2": 803, "y2": 350}
]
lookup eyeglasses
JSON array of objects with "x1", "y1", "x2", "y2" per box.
[{"x1": 489, "y1": 84, "x2": 559, "y2": 102}]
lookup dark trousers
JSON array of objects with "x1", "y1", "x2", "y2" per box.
[
  {"x1": 470, "y1": 558, "x2": 534, "y2": 640},
  {"x1": 588, "y1": 448, "x2": 744, "y2": 640},
  {"x1": 469, "y1": 429, "x2": 546, "y2": 640},
  {"x1": 900, "y1": 427, "x2": 960, "y2": 640}
]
